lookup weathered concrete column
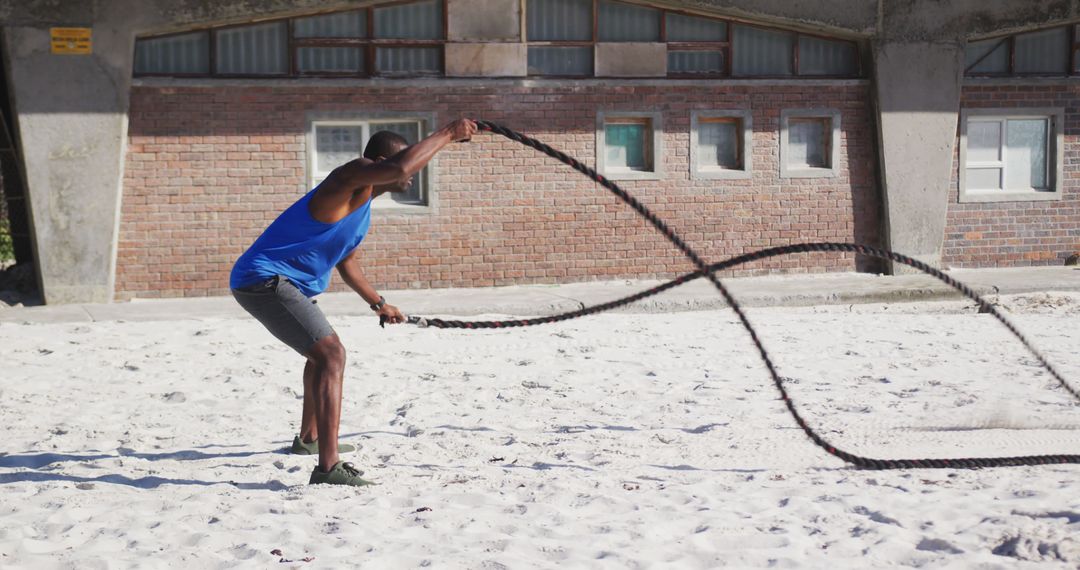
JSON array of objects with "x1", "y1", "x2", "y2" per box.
[
  {"x1": 872, "y1": 41, "x2": 964, "y2": 273},
  {"x1": 3, "y1": 21, "x2": 134, "y2": 303}
]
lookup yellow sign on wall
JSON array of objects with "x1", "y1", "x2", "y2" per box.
[{"x1": 51, "y1": 28, "x2": 93, "y2": 55}]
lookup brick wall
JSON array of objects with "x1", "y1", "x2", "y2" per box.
[
  {"x1": 944, "y1": 83, "x2": 1080, "y2": 268},
  {"x1": 118, "y1": 81, "x2": 879, "y2": 299}
]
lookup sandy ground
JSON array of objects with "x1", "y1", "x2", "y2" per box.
[{"x1": 1, "y1": 292, "x2": 1079, "y2": 569}]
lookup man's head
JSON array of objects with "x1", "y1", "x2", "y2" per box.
[{"x1": 364, "y1": 130, "x2": 411, "y2": 195}]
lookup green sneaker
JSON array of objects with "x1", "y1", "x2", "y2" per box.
[
  {"x1": 309, "y1": 461, "x2": 375, "y2": 486},
  {"x1": 290, "y1": 435, "x2": 356, "y2": 456}
]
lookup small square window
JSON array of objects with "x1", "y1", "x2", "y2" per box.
[
  {"x1": 606, "y1": 121, "x2": 650, "y2": 170},
  {"x1": 597, "y1": 112, "x2": 663, "y2": 180},
  {"x1": 308, "y1": 114, "x2": 435, "y2": 211},
  {"x1": 691, "y1": 110, "x2": 753, "y2": 180},
  {"x1": 959, "y1": 108, "x2": 1063, "y2": 203},
  {"x1": 788, "y1": 118, "x2": 829, "y2": 168},
  {"x1": 780, "y1": 109, "x2": 840, "y2": 178}
]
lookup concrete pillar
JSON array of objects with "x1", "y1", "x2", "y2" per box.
[
  {"x1": 3, "y1": 19, "x2": 134, "y2": 303},
  {"x1": 872, "y1": 41, "x2": 964, "y2": 273}
]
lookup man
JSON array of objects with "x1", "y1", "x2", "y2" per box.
[{"x1": 231, "y1": 118, "x2": 478, "y2": 486}]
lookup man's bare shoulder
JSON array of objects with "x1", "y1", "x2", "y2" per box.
[{"x1": 317, "y1": 157, "x2": 375, "y2": 192}]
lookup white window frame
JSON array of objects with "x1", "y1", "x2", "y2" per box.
[
  {"x1": 958, "y1": 108, "x2": 1064, "y2": 203},
  {"x1": 305, "y1": 111, "x2": 437, "y2": 214},
  {"x1": 596, "y1": 111, "x2": 664, "y2": 180},
  {"x1": 690, "y1": 110, "x2": 753, "y2": 180},
  {"x1": 779, "y1": 108, "x2": 841, "y2": 179}
]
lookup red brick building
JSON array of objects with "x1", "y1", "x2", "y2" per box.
[{"x1": 2, "y1": 0, "x2": 1076, "y2": 303}]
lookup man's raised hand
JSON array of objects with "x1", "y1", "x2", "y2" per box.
[{"x1": 448, "y1": 119, "x2": 478, "y2": 143}]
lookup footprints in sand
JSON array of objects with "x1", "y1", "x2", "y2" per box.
[
  {"x1": 162, "y1": 392, "x2": 186, "y2": 403},
  {"x1": 993, "y1": 523, "x2": 1080, "y2": 563}
]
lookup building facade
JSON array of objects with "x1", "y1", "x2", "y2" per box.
[{"x1": 1, "y1": 0, "x2": 1077, "y2": 303}]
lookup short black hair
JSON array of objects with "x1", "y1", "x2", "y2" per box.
[{"x1": 364, "y1": 131, "x2": 409, "y2": 160}]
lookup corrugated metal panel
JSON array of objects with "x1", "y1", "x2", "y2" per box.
[
  {"x1": 376, "y1": 47, "x2": 440, "y2": 73},
  {"x1": 134, "y1": 32, "x2": 209, "y2": 74},
  {"x1": 527, "y1": 46, "x2": 593, "y2": 75},
  {"x1": 965, "y1": 39, "x2": 1009, "y2": 73},
  {"x1": 1014, "y1": 27, "x2": 1068, "y2": 74},
  {"x1": 527, "y1": 0, "x2": 592, "y2": 41},
  {"x1": 798, "y1": 36, "x2": 856, "y2": 75},
  {"x1": 732, "y1": 25, "x2": 792, "y2": 76},
  {"x1": 665, "y1": 13, "x2": 726, "y2": 42},
  {"x1": 598, "y1": 0, "x2": 659, "y2": 42},
  {"x1": 668, "y1": 50, "x2": 724, "y2": 74},
  {"x1": 297, "y1": 47, "x2": 364, "y2": 73},
  {"x1": 216, "y1": 22, "x2": 288, "y2": 75},
  {"x1": 294, "y1": 10, "x2": 366, "y2": 38},
  {"x1": 374, "y1": 0, "x2": 442, "y2": 40}
]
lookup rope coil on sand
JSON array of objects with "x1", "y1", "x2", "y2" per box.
[{"x1": 399, "y1": 119, "x2": 1080, "y2": 470}]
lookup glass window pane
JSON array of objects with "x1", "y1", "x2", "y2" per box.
[
  {"x1": 374, "y1": 0, "x2": 442, "y2": 40},
  {"x1": 598, "y1": 0, "x2": 660, "y2": 42},
  {"x1": 315, "y1": 125, "x2": 363, "y2": 173},
  {"x1": 527, "y1": 46, "x2": 593, "y2": 75},
  {"x1": 788, "y1": 118, "x2": 827, "y2": 168},
  {"x1": 733, "y1": 25, "x2": 793, "y2": 76},
  {"x1": 1006, "y1": 118, "x2": 1049, "y2": 190},
  {"x1": 665, "y1": 13, "x2": 726, "y2": 42},
  {"x1": 798, "y1": 36, "x2": 856, "y2": 76},
  {"x1": 372, "y1": 122, "x2": 420, "y2": 145},
  {"x1": 216, "y1": 22, "x2": 288, "y2": 75},
  {"x1": 297, "y1": 47, "x2": 364, "y2": 73},
  {"x1": 135, "y1": 32, "x2": 209, "y2": 74},
  {"x1": 376, "y1": 47, "x2": 441, "y2": 74},
  {"x1": 1014, "y1": 27, "x2": 1069, "y2": 74},
  {"x1": 965, "y1": 38, "x2": 1009, "y2": 74},
  {"x1": 966, "y1": 168, "x2": 1002, "y2": 190},
  {"x1": 605, "y1": 122, "x2": 648, "y2": 170},
  {"x1": 967, "y1": 120, "x2": 1001, "y2": 162},
  {"x1": 698, "y1": 120, "x2": 740, "y2": 169},
  {"x1": 371, "y1": 122, "x2": 425, "y2": 204},
  {"x1": 527, "y1": 0, "x2": 592, "y2": 41},
  {"x1": 294, "y1": 10, "x2": 366, "y2": 38},
  {"x1": 668, "y1": 50, "x2": 725, "y2": 74}
]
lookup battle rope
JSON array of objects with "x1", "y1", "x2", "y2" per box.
[{"x1": 400, "y1": 120, "x2": 1079, "y2": 470}]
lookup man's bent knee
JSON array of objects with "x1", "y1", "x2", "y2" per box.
[{"x1": 307, "y1": 334, "x2": 346, "y2": 369}]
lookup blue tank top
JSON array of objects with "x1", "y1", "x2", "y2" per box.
[{"x1": 230, "y1": 189, "x2": 372, "y2": 297}]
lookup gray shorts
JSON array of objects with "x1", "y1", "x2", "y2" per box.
[{"x1": 232, "y1": 275, "x2": 335, "y2": 356}]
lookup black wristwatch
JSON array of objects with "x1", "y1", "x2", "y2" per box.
[{"x1": 370, "y1": 296, "x2": 386, "y2": 311}]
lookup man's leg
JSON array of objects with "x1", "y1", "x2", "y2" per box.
[
  {"x1": 299, "y1": 360, "x2": 317, "y2": 443},
  {"x1": 306, "y1": 334, "x2": 346, "y2": 472}
]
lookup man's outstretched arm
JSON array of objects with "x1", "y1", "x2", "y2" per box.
[{"x1": 312, "y1": 119, "x2": 477, "y2": 222}]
